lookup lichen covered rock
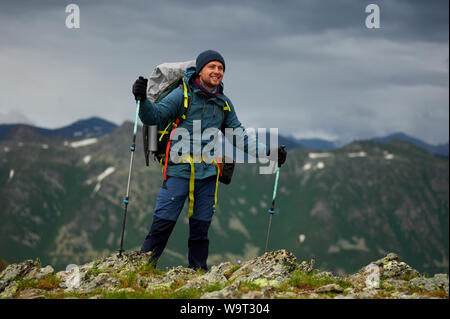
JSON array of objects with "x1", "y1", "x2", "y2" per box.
[
  {"x1": 0, "y1": 259, "x2": 52, "y2": 298},
  {"x1": 410, "y1": 274, "x2": 449, "y2": 294},
  {"x1": 1, "y1": 249, "x2": 448, "y2": 299},
  {"x1": 0, "y1": 259, "x2": 37, "y2": 283},
  {"x1": 228, "y1": 249, "x2": 298, "y2": 286},
  {"x1": 146, "y1": 266, "x2": 196, "y2": 291},
  {"x1": 373, "y1": 253, "x2": 420, "y2": 280},
  {"x1": 180, "y1": 262, "x2": 233, "y2": 290},
  {"x1": 348, "y1": 252, "x2": 420, "y2": 290}
]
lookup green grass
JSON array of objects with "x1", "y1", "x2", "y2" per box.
[
  {"x1": 288, "y1": 270, "x2": 352, "y2": 290},
  {"x1": 239, "y1": 280, "x2": 262, "y2": 292},
  {"x1": 99, "y1": 287, "x2": 203, "y2": 299},
  {"x1": 84, "y1": 267, "x2": 102, "y2": 280},
  {"x1": 224, "y1": 265, "x2": 242, "y2": 279},
  {"x1": 204, "y1": 281, "x2": 227, "y2": 293},
  {"x1": 169, "y1": 288, "x2": 202, "y2": 299},
  {"x1": 100, "y1": 290, "x2": 158, "y2": 299},
  {"x1": 16, "y1": 274, "x2": 61, "y2": 292},
  {"x1": 44, "y1": 281, "x2": 225, "y2": 300},
  {"x1": 35, "y1": 274, "x2": 60, "y2": 290},
  {"x1": 137, "y1": 263, "x2": 165, "y2": 277},
  {"x1": 120, "y1": 271, "x2": 137, "y2": 288},
  {"x1": 16, "y1": 278, "x2": 38, "y2": 291}
]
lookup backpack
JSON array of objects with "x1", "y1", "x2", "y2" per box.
[{"x1": 142, "y1": 61, "x2": 235, "y2": 185}]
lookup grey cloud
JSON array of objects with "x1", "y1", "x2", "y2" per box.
[
  {"x1": 0, "y1": 109, "x2": 35, "y2": 125},
  {"x1": 0, "y1": 0, "x2": 448, "y2": 144}
]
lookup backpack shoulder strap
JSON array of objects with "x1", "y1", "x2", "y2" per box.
[
  {"x1": 179, "y1": 77, "x2": 193, "y2": 122},
  {"x1": 220, "y1": 98, "x2": 231, "y2": 134},
  {"x1": 162, "y1": 77, "x2": 192, "y2": 180}
]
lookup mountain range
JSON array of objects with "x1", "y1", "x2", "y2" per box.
[
  {"x1": 0, "y1": 117, "x2": 448, "y2": 277},
  {"x1": 0, "y1": 117, "x2": 448, "y2": 157}
]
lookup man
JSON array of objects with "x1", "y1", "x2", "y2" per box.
[{"x1": 132, "y1": 50, "x2": 287, "y2": 270}]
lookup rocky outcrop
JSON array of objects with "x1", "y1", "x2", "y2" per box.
[
  {"x1": 195, "y1": 250, "x2": 298, "y2": 299},
  {"x1": 410, "y1": 274, "x2": 449, "y2": 295},
  {"x1": 228, "y1": 250, "x2": 299, "y2": 285},
  {"x1": 0, "y1": 250, "x2": 448, "y2": 299}
]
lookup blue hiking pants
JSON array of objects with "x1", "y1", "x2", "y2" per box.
[{"x1": 140, "y1": 175, "x2": 217, "y2": 270}]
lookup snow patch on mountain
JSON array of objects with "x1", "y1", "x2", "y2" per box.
[
  {"x1": 303, "y1": 162, "x2": 325, "y2": 171},
  {"x1": 383, "y1": 151, "x2": 395, "y2": 160},
  {"x1": 309, "y1": 152, "x2": 333, "y2": 159},
  {"x1": 90, "y1": 167, "x2": 115, "y2": 195},
  {"x1": 83, "y1": 155, "x2": 92, "y2": 164},
  {"x1": 67, "y1": 138, "x2": 98, "y2": 148},
  {"x1": 347, "y1": 151, "x2": 367, "y2": 158}
]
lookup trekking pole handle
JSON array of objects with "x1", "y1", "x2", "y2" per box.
[
  {"x1": 267, "y1": 166, "x2": 280, "y2": 216},
  {"x1": 272, "y1": 166, "x2": 280, "y2": 201},
  {"x1": 133, "y1": 100, "x2": 140, "y2": 136}
]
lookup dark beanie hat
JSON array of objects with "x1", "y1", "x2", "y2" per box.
[{"x1": 196, "y1": 50, "x2": 225, "y2": 73}]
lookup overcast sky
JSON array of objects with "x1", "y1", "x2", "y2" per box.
[{"x1": 0, "y1": 0, "x2": 448, "y2": 144}]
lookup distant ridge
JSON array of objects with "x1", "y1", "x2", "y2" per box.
[
  {"x1": 287, "y1": 132, "x2": 448, "y2": 158},
  {"x1": 371, "y1": 132, "x2": 449, "y2": 158},
  {"x1": 0, "y1": 117, "x2": 118, "y2": 140}
]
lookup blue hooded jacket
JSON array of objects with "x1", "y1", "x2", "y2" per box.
[{"x1": 139, "y1": 66, "x2": 267, "y2": 180}]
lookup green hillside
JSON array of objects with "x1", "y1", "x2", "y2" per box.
[{"x1": 0, "y1": 123, "x2": 448, "y2": 276}]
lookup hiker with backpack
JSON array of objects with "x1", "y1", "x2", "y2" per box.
[{"x1": 132, "y1": 50, "x2": 287, "y2": 270}]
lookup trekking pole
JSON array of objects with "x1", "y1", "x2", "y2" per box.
[
  {"x1": 264, "y1": 146, "x2": 284, "y2": 252},
  {"x1": 118, "y1": 99, "x2": 141, "y2": 258}
]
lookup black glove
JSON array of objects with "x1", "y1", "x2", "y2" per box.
[
  {"x1": 268, "y1": 145, "x2": 287, "y2": 167},
  {"x1": 132, "y1": 76, "x2": 148, "y2": 101}
]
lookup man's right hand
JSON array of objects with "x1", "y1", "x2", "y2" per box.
[{"x1": 132, "y1": 76, "x2": 148, "y2": 101}]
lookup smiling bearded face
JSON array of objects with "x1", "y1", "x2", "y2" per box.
[{"x1": 198, "y1": 60, "x2": 224, "y2": 91}]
